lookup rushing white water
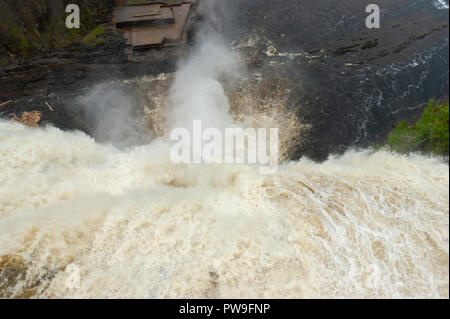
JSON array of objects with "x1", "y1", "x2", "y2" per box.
[
  {"x1": 434, "y1": 0, "x2": 449, "y2": 10},
  {"x1": 0, "y1": 120, "x2": 448, "y2": 298}
]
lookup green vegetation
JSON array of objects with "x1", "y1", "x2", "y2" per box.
[
  {"x1": 0, "y1": 0, "x2": 111, "y2": 63},
  {"x1": 8, "y1": 26, "x2": 33, "y2": 58},
  {"x1": 388, "y1": 99, "x2": 449, "y2": 157},
  {"x1": 66, "y1": 28, "x2": 82, "y2": 45},
  {"x1": 81, "y1": 26, "x2": 105, "y2": 45}
]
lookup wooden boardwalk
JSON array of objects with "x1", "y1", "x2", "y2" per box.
[{"x1": 113, "y1": 0, "x2": 197, "y2": 50}]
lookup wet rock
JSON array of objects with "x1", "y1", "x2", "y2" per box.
[
  {"x1": 361, "y1": 39, "x2": 378, "y2": 50},
  {"x1": 334, "y1": 44, "x2": 360, "y2": 55}
]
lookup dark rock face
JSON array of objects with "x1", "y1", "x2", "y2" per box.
[
  {"x1": 1, "y1": 0, "x2": 449, "y2": 161},
  {"x1": 210, "y1": 0, "x2": 449, "y2": 160},
  {"x1": 0, "y1": 31, "x2": 180, "y2": 130},
  {"x1": 0, "y1": 0, "x2": 114, "y2": 60},
  {"x1": 0, "y1": 0, "x2": 193, "y2": 132}
]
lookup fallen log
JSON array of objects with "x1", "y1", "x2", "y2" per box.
[
  {"x1": 0, "y1": 100, "x2": 13, "y2": 107},
  {"x1": 45, "y1": 101, "x2": 54, "y2": 111}
]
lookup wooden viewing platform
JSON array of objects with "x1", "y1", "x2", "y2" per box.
[{"x1": 113, "y1": 0, "x2": 197, "y2": 50}]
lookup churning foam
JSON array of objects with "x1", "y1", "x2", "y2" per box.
[
  {"x1": 0, "y1": 120, "x2": 448, "y2": 298},
  {"x1": 434, "y1": 0, "x2": 449, "y2": 10}
]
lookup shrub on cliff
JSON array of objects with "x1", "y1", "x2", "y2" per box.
[
  {"x1": 388, "y1": 99, "x2": 449, "y2": 156},
  {"x1": 0, "y1": 0, "x2": 112, "y2": 63}
]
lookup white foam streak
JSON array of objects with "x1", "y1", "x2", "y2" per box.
[{"x1": 434, "y1": 0, "x2": 449, "y2": 10}]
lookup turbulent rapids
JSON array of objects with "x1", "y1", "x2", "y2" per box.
[{"x1": 0, "y1": 120, "x2": 448, "y2": 298}]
